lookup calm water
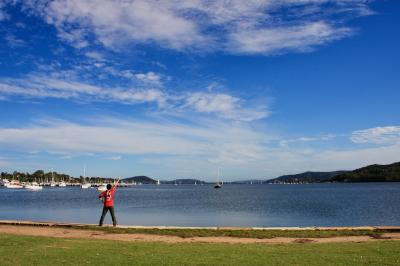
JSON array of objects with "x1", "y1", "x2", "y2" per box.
[{"x1": 1, "y1": 183, "x2": 399, "y2": 227}]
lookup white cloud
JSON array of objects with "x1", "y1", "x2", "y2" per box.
[
  {"x1": 106, "y1": 156, "x2": 122, "y2": 161},
  {"x1": 0, "y1": 75, "x2": 167, "y2": 106},
  {"x1": 134, "y1": 72, "x2": 162, "y2": 86},
  {"x1": 19, "y1": 0, "x2": 372, "y2": 54},
  {"x1": 41, "y1": 0, "x2": 206, "y2": 50},
  {"x1": 313, "y1": 144, "x2": 400, "y2": 171},
  {"x1": 279, "y1": 134, "x2": 338, "y2": 147},
  {"x1": 1, "y1": 117, "x2": 399, "y2": 179},
  {"x1": 0, "y1": 118, "x2": 268, "y2": 166},
  {"x1": 351, "y1": 126, "x2": 400, "y2": 145},
  {"x1": 85, "y1": 51, "x2": 105, "y2": 61},
  {"x1": 184, "y1": 92, "x2": 268, "y2": 121},
  {"x1": 0, "y1": 74, "x2": 268, "y2": 122},
  {"x1": 228, "y1": 21, "x2": 352, "y2": 54}
]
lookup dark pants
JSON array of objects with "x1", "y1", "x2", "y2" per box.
[{"x1": 99, "y1": 206, "x2": 117, "y2": 226}]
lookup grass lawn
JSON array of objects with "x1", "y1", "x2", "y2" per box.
[
  {"x1": 0, "y1": 234, "x2": 399, "y2": 265},
  {"x1": 73, "y1": 225, "x2": 386, "y2": 239}
]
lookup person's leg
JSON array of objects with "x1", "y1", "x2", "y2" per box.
[
  {"x1": 109, "y1": 206, "x2": 117, "y2": 227},
  {"x1": 98, "y1": 206, "x2": 108, "y2": 226}
]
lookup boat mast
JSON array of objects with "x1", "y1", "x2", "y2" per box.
[{"x1": 83, "y1": 164, "x2": 87, "y2": 184}]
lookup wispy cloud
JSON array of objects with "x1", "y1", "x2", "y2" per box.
[
  {"x1": 0, "y1": 75, "x2": 167, "y2": 106},
  {"x1": 184, "y1": 92, "x2": 268, "y2": 122},
  {"x1": 4, "y1": 33, "x2": 26, "y2": 47},
  {"x1": 279, "y1": 134, "x2": 338, "y2": 147},
  {"x1": 84, "y1": 51, "x2": 105, "y2": 61},
  {"x1": 0, "y1": 117, "x2": 268, "y2": 166},
  {"x1": 106, "y1": 155, "x2": 122, "y2": 161},
  {"x1": 0, "y1": 2, "x2": 9, "y2": 21},
  {"x1": 351, "y1": 126, "x2": 400, "y2": 145},
  {"x1": 1, "y1": 118, "x2": 399, "y2": 179},
  {"x1": 228, "y1": 21, "x2": 352, "y2": 54},
  {"x1": 0, "y1": 73, "x2": 268, "y2": 122},
  {"x1": 134, "y1": 72, "x2": 163, "y2": 86},
  {"x1": 18, "y1": 0, "x2": 372, "y2": 55}
]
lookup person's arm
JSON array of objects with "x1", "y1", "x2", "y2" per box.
[
  {"x1": 113, "y1": 177, "x2": 120, "y2": 188},
  {"x1": 98, "y1": 191, "x2": 105, "y2": 199}
]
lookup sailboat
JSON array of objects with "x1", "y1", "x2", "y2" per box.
[
  {"x1": 214, "y1": 168, "x2": 222, "y2": 189},
  {"x1": 50, "y1": 168, "x2": 56, "y2": 187},
  {"x1": 81, "y1": 165, "x2": 91, "y2": 189}
]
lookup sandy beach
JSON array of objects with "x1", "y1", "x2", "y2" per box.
[{"x1": 1, "y1": 221, "x2": 400, "y2": 245}]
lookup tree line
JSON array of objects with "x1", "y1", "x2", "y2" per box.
[{"x1": 1, "y1": 170, "x2": 118, "y2": 184}]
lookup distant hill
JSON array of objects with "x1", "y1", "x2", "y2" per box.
[
  {"x1": 124, "y1": 176, "x2": 157, "y2": 184},
  {"x1": 266, "y1": 171, "x2": 348, "y2": 184},
  {"x1": 162, "y1": 179, "x2": 206, "y2": 185},
  {"x1": 231, "y1": 180, "x2": 265, "y2": 184},
  {"x1": 331, "y1": 162, "x2": 400, "y2": 182}
]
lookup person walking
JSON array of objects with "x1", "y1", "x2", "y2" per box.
[{"x1": 98, "y1": 177, "x2": 120, "y2": 227}]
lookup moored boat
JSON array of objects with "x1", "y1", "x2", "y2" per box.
[
  {"x1": 25, "y1": 182, "x2": 43, "y2": 190},
  {"x1": 81, "y1": 183, "x2": 91, "y2": 189},
  {"x1": 97, "y1": 184, "x2": 107, "y2": 192},
  {"x1": 5, "y1": 180, "x2": 23, "y2": 189},
  {"x1": 214, "y1": 168, "x2": 223, "y2": 189}
]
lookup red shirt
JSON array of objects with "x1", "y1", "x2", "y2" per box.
[{"x1": 100, "y1": 187, "x2": 116, "y2": 207}]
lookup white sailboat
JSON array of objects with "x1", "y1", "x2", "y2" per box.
[
  {"x1": 81, "y1": 165, "x2": 91, "y2": 189},
  {"x1": 50, "y1": 168, "x2": 56, "y2": 187},
  {"x1": 214, "y1": 168, "x2": 222, "y2": 189}
]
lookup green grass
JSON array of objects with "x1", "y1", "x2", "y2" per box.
[
  {"x1": 69, "y1": 225, "x2": 385, "y2": 239},
  {"x1": 0, "y1": 234, "x2": 399, "y2": 265}
]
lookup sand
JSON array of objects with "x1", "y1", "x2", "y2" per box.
[{"x1": 1, "y1": 225, "x2": 400, "y2": 244}]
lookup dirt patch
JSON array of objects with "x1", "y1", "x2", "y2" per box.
[
  {"x1": 1, "y1": 225, "x2": 399, "y2": 245},
  {"x1": 293, "y1": 238, "x2": 315, "y2": 244}
]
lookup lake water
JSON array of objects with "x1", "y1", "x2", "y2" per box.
[{"x1": 1, "y1": 183, "x2": 399, "y2": 227}]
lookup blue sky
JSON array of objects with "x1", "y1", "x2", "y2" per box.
[{"x1": 0, "y1": 0, "x2": 399, "y2": 180}]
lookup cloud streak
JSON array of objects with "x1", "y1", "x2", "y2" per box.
[
  {"x1": 0, "y1": 75, "x2": 167, "y2": 106},
  {"x1": 17, "y1": 0, "x2": 373, "y2": 55},
  {"x1": 184, "y1": 92, "x2": 268, "y2": 122},
  {"x1": 0, "y1": 118, "x2": 267, "y2": 165},
  {"x1": 351, "y1": 126, "x2": 400, "y2": 145},
  {"x1": 0, "y1": 118, "x2": 399, "y2": 179},
  {"x1": 0, "y1": 73, "x2": 268, "y2": 122}
]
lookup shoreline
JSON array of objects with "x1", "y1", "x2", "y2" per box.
[
  {"x1": 1, "y1": 220, "x2": 400, "y2": 245},
  {"x1": 1, "y1": 219, "x2": 400, "y2": 231}
]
